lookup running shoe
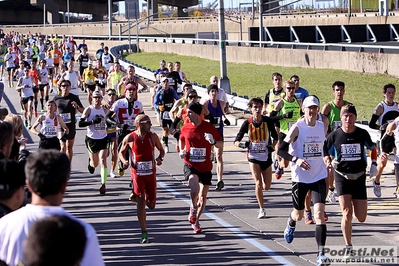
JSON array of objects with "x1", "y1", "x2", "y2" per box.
[
  {"x1": 373, "y1": 179, "x2": 382, "y2": 198},
  {"x1": 316, "y1": 254, "x2": 331, "y2": 266},
  {"x1": 24, "y1": 120, "x2": 28, "y2": 127},
  {"x1": 305, "y1": 211, "x2": 315, "y2": 225},
  {"x1": 34, "y1": 110, "x2": 38, "y2": 117},
  {"x1": 110, "y1": 170, "x2": 120, "y2": 178},
  {"x1": 275, "y1": 167, "x2": 284, "y2": 180},
  {"x1": 40, "y1": 109, "x2": 44, "y2": 112},
  {"x1": 50, "y1": 88, "x2": 54, "y2": 93},
  {"x1": 389, "y1": 168, "x2": 395, "y2": 175},
  {"x1": 188, "y1": 206, "x2": 197, "y2": 224},
  {"x1": 88, "y1": 158, "x2": 95, "y2": 174},
  {"x1": 165, "y1": 145, "x2": 169, "y2": 153},
  {"x1": 140, "y1": 231, "x2": 149, "y2": 243},
  {"x1": 192, "y1": 221, "x2": 202, "y2": 234},
  {"x1": 28, "y1": 124, "x2": 32, "y2": 130},
  {"x1": 284, "y1": 220, "x2": 295, "y2": 243},
  {"x1": 129, "y1": 192, "x2": 137, "y2": 202},
  {"x1": 117, "y1": 167, "x2": 125, "y2": 176},
  {"x1": 273, "y1": 159, "x2": 279, "y2": 171},
  {"x1": 324, "y1": 211, "x2": 329, "y2": 222},
  {"x1": 215, "y1": 180, "x2": 224, "y2": 191},
  {"x1": 99, "y1": 184, "x2": 106, "y2": 195},
  {"x1": 342, "y1": 246, "x2": 353, "y2": 260},
  {"x1": 257, "y1": 208, "x2": 266, "y2": 219},
  {"x1": 394, "y1": 187, "x2": 399, "y2": 199},
  {"x1": 327, "y1": 190, "x2": 337, "y2": 204},
  {"x1": 117, "y1": 161, "x2": 125, "y2": 176}
]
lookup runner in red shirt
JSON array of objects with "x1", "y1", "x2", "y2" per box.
[
  {"x1": 118, "y1": 114, "x2": 165, "y2": 244},
  {"x1": 179, "y1": 102, "x2": 222, "y2": 234}
]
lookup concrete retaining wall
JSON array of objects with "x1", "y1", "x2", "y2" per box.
[{"x1": 135, "y1": 41, "x2": 398, "y2": 76}]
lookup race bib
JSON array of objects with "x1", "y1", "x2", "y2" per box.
[
  {"x1": 213, "y1": 117, "x2": 220, "y2": 128},
  {"x1": 341, "y1": 143, "x2": 361, "y2": 161},
  {"x1": 249, "y1": 142, "x2": 267, "y2": 153},
  {"x1": 94, "y1": 121, "x2": 106, "y2": 131},
  {"x1": 123, "y1": 119, "x2": 136, "y2": 130},
  {"x1": 87, "y1": 79, "x2": 94, "y2": 85},
  {"x1": 189, "y1": 147, "x2": 206, "y2": 162},
  {"x1": 162, "y1": 111, "x2": 171, "y2": 120},
  {"x1": 60, "y1": 113, "x2": 71, "y2": 124},
  {"x1": 98, "y1": 74, "x2": 104, "y2": 81},
  {"x1": 0, "y1": 55, "x2": 4, "y2": 62},
  {"x1": 303, "y1": 142, "x2": 323, "y2": 159},
  {"x1": 81, "y1": 61, "x2": 88, "y2": 67},
  {"x1": 44, "y1": 126, "x2": 57, "y2": 137},
  {"x1": 53, "y1": 54, "x2": 58, "y2": 59},
  {"x1": 136, "y1": 161, "x2": 153, "y2": 176}
]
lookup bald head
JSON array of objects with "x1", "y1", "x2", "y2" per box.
[{"x1": 210, "y1": 76, "x2": 218, "y2": 84}]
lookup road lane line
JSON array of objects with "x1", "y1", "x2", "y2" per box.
[{"x1": 157, "y1": 179, "x2": 295, "y2": 266}]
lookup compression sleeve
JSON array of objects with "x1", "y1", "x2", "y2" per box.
[
  {"x1": 369, "y1": 114, "x2": 380, "y2": 130},
  {"x1": 277, "y1": 141, "x2": 294, "y2": 162},
  {"x1": 78, "y1": 118, "x2": 93, "y2": 127}
]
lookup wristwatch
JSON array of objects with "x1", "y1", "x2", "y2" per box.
[{"x1": 292, "y1": 156, "x2": 298, "y2": 163}]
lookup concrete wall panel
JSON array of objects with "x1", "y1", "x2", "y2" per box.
[{"x1": 81, "y1": 39, "x2": 399, "y2": 77}]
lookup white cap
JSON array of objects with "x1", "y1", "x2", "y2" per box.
[
  {"x1": 92, "y1": 90, "x2": 103, "y2": 98},
  {"x1": 161, "y1": 76, "x2": 168, "y2": 83},
  {"x1": 302, "y1": 95, "x2": 320, "y2": 108},
  {"x1": 88, "y1": 60, "x2": 93, "y2": 65}
]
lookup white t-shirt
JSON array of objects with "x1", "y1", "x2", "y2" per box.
[
  {"x1": 200, "y1": 87, "x2": 228, "y2": 105},
  {"x1": 0, "y1": 204, "x2": 104, "y2": 266}
]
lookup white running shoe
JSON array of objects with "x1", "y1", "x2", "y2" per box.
[
  {"x1": 257, "y1": 208, "x2": 266, "y2": 219},
  {"x1": 327, "y1": 190, "x2": 337, "y2": 204},
  {"x1": 110, "y1": 170, "x2": 120, "y2": 178},
  {"x1": 165, "y1": 145, "x2": 169, "y2": 153},
  {"x1": 373, "y1": 179, "x2": 382, "y2": 198}
]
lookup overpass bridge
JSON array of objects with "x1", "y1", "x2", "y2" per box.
[{"x1": 0, "y1": 0, "x2": 199, "y2": 25}]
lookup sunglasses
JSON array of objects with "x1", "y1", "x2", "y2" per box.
[
  {"x1": 286, "y1": 87, "x2": 295, "y2": 90},
  {"x1": 108, "y1": 93, "x2": 116, "y2": 96},
  {"x1": 60, "y1": 84, "x2": 70, "y2": 87},
  {"x1": 188, "y1": 95, "x2": 198, "y2": 99}
]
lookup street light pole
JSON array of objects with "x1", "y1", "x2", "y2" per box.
[
  {"x1": 108, "y1": 0, "x2": 112, "y2": 38},
  {"x1": 67, "y1": 0, "x2": 70, "y2": 24},
  {"x1": 218, "y1": 0, "x2": 231, "y2": 94}
]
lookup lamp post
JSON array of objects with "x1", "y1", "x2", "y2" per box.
[
  {"x1": 218, "y1": 0, "x2": 231, "y2": 94},
  {"x1": 67, "y1": 0, "x2": 70, "y2": 24}
]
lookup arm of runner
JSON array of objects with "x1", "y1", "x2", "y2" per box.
[
  {"x1": 152, "y1": 132, "x2": 165, "y2": 166},
  {"x1": 118, "y1": 134, "x2": 131, "y2": 169},
  {"x1": 30, "y1": 115, "x2": 45, "y2": 136},
  {"x1": 78, "y1": 107, "x2": 92, "y2": 127}
]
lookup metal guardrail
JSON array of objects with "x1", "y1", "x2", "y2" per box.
[
  {"x1": 110, "y1": 44, "x2": 250, "y2": 113},
  {"x1": 66, "y1": 34, "x2": 399, "y2": 54}
]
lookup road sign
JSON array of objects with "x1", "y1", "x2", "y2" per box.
[{"x1": 125, "y1": 0, "x2": 139, "y2": 20}]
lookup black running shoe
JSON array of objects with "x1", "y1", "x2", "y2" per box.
[
  {"x1": 88, "y1": 158, "x2": 95, "y2": 174},
  {"x1": 215, "y1": 180, "x2": 224, "y2": 191}
]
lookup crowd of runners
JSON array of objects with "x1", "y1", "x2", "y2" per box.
[{"x1": 0, "y1": 30, "x2": 398, "y2": 266}]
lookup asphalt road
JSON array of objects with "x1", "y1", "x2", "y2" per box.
[{"x1": 1, "y1": 77, "x2": 398, "y2": 266}]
